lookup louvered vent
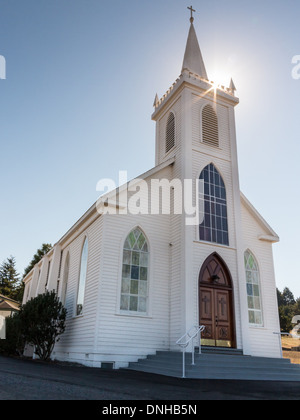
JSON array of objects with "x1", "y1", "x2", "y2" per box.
[
  {"x1": 202, "y1": 105, "x2": 219, "y2": 147},
  {"x1": 166, "y1": 112, "x2": 175, "y2": 153}
]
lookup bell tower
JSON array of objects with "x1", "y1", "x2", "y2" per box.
[
  {"x1": 152, "y1": 9, "x2": 239, "y2": 168},
  {"x1": 151, "y1": 8, "x2": 251, "y2": 354}
]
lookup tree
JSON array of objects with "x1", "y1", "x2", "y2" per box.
[
  {"x1": 278, "y1": 304, "x2": 295, "y2": 333},
  {"x1": 281, "y1": 287, "x2": 296, "y2": 306},
  {"x1": 12, "y1": 281, "x2": 25, "y2": 303},
  {"x1": 23, "y1": 243, "x2": 52, "y2": 278},
  {"x1": 19, "y1": 291, "x2": 67, "y2": 361},
  {"x1": 0, "y1": 256, "x2": 20, "y2": 299},
  {"x1": 294, "y1": 297, "x2": 300, "y2": 315},
  {"x1": 277, "y1": 287, "x2": 299, "y2": 332},
  {"x1": 0, "y1": 312, "x2": 25, "y2": 357},
  {"x1": 277, "y1": 288, "x2": 284, "y2": 307}
]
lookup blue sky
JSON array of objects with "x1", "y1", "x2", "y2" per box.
[{"x1": 0, "y1": 0, "x2": 299, "y2": 297}]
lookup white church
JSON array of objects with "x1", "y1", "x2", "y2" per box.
[{"x1": 22, "y1": 11, "x2": 284, "y2": 374}]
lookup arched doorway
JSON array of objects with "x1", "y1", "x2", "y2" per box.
[{"x1": 199, "y1": 253, "x2": 236, "y2": 348}]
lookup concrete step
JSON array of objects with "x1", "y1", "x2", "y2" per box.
[
  {"x1": 128, "y1": 363, "x2": 300, "y2": 381},
  {"x1": 135, "y1": 357, "x2": 298, "y2": 371},
  {"x1": 150, "y1": 351, "x2": 292, "y2": 366},
  {"x1": 198, "y1": 346, "x2": 244, "y2": 356},
  {"x1": 130, "y1": 360, "x2": 300, "y2": 375},
  {"x1": 125, "y1": 351, "x2": 300, "y2": 381}
]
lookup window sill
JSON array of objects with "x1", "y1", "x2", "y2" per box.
[
  {"x1": 72, "y1": 314, "x2": 84, "y2": 320},
  {"x1": 115, "y1": 312, "x2": 152, "y2": 319},
  {"x1": 249, "y1": 324, "x2": 265, "y2": 329},
  {"x1": 164, "y1": 147, "x2": 176, "y2": 158},
  {"x1": 193, "y1": 240, "x2": 236, "y2": 250}
]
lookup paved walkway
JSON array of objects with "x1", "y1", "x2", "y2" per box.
[{"x1": 0, "y1": 356, "x2": 300, "y2": 400}]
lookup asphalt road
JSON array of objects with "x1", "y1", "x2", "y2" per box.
[{"x1": 0, "y1": 355, "x2": 300, "y2": 400}]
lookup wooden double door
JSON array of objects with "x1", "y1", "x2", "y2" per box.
[{"x1": 199, "y1": 253, "x2": 236, "y2": 348}]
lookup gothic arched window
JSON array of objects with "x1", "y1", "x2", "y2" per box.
[
  {"x1": 76, "y1": 237, "x2": 88, "y2": 316},
  {"x1": 61, "y1": 252, "x2": 70, "y2": 306},
  {"x1": 120, "y1": 227, "x2": 149, "y2": 314},
  {"x1": 244, "y1": 250, "x2": 263, "y2": 326},
  {"x1": 199, "y1": 163, "x2": 229, "y2": 246},
  {"x1": 166, "y1": 112, "x2": 175, "y2": 153},
  {"x1": 202, "y1": 104, "x2": 219, "y2": 147}
]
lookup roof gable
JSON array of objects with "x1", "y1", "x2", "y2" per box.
[{"x1": 240, "y1": 192, "x2": 279, "y2": 243}]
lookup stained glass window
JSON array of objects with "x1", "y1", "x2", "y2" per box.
[
  {"x1": 199, "y1": 164, "x2": 229, "y2": 246},
  {"x1": 120, "y1": 228, "x2": 149, "y2": 314},
  {"x1": 76, "y1": 238, "x2": 88, "y2": 316},
  {"x1": 244, "y1": 250, "x2": 263, "y2": 326}
]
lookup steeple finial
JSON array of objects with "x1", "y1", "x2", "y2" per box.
[
  {"x1": 182, "y1": 9, "x2": 208, "y2": 80},
  {"x1": 229, "y1": 78, "x2": 236, "y2": 95},
  {"x1": 153, "y1": 93, "x2": 159, "y2": 108},
  {"x1": 187, "y1": 5, "x2": 195, "y2": 23}
]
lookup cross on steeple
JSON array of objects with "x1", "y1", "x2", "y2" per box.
[
  {"x1": 187, "y1": 6, "x2": 196, "y2": 23},
  {"x1": 182, "y1": 6, "x2": 208, "y2": 79}
]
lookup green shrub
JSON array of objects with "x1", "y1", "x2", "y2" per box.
[{"x1": 19, "y1": 291, "x2": 67, "y2": 361}]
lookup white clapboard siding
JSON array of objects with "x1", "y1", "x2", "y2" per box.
[
  {"x1": 96, "y1": 212, "x2": 171, "y2": 360},
  {"x1": 96, "y1": 166, "x2": 173, "y2": 358},
  {"x1": 54, "y1": 216, "x2": 103, "y2": 356},
  {"x1": 241, "y1": 200, "x2": 281, "y2": 358},
  {"x1": 156, "y1": 96, "x2": 183, "y2": 347}
]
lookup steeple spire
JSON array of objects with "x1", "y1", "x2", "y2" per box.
[{"x1": 182, "y1": 7, "x2": 208, "y2": 80}]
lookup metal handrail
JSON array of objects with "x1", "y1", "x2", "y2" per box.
[{"x1": 176, "y1": 325, "x2": 206, "y2": 378}]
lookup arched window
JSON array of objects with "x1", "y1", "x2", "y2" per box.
[
  {"x1": 61, "y1": 252, "x2": 70, "y2": 306},
  {"x1": 202, "y1": 104, "x2": 219, "y2": 147},
  {"x1": 199, "y1": 163, "x2": 229, "y2": 246},
  {"x1": 166, "y1": 112, "x2": 175, "y2": 153},
  {"x1": 244, "y1": 250, "x2": 263, "y2": 326},
  {"x1": 76, "y1": 238, "x2": 88, "y2": 316},
  {"x1": 120, "y1": 227, "x2": 149, "y2": 314}
]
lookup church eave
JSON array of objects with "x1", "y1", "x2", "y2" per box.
[{"x1": 240, "y1": 192, "x2": 279, "y2": 243}]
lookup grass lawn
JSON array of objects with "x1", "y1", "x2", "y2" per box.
[{"x1": 282, "y1": 336, "x2": 300, "y2": 365}]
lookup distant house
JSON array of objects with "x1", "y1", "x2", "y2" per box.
[{"x1": 0, "y1": 294, "x2": 20, "y2": 318}]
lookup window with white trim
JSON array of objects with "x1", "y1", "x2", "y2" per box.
[
  {"x1": 244, "y1": 250, "x2": 263, "y2": 326},
  {"x1": 61, "y1": 252, "x2": 70, "y2": 306},
  {"x1": 120, "y1": 227, "x2": 149, "y2": 314},
  {"x1": 199, "y1": 163, "x2": 229, "y2": 246},
  {"x1": 76, "y1": 238, "x2": 88, "y2": 316}
]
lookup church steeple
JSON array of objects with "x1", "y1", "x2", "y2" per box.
[
  {"x1": 153, "y1": 7, "x2": 238, "y2": 119},
  {"x1": 182, "y1": 7, "x2": 208, "y2": 80}
]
